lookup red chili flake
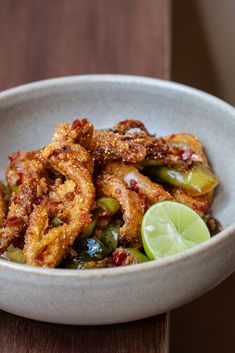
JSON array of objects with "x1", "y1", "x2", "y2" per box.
[
  {"x1": 81, "y1": 213, "x2": 91, "y2": 224},
  {"x1": 16, "y1": 176, "x2": 23, "y2": 185},
  {"x1": 139, "y1": 194, "x2": 148, "y2": 210},
  {"x1": 50, "y1": 200, "x2": 62, "y2": 206},
  {"x1": 178, "y1": 149, "x2": 195, "y2": 162},
  {"x1": 15, "y1": 167, "x2": 25, "y2": 185},
  {"x1": 65, "y1": 192, "x2": 75, "y2": 201},
  {"x1": 25, "y1": 203, "x2": 33, "y2": 215},
  {"x1": 12, "y1": 193, "x2": 20, "y2": 204},
  {"x1": 129, "y1": 179, "x2": 139, "y2": 192},
  {"x1": 34, "y1": 245, "x2": 48, "y2": 265},
  {"x1": 5, "y1": 216, "x2": 24, "y2": 227},
  {"x1": 8, "y1": 152, "x2": 19, "y2": 162},
  {"x1": 200, "y1": 205, "x2": 210, "y2": 215},
  {"x1": 116, "y1": 188, "x2": 122, "y2": 195},
  {"x1": 15, "y1": 168, "x2": 24, "y2": 185},
  {"x1": 34, "y1": 252, "x2": 44, "y2": 264},
  {"x1": 72, "y1": 119, "x2": 81, "y2": 129},
  {"x1": 50, "y1": 149, "x2": 63, "y2": 158},
  {"x1": 112, "y1": 251, "x2": 128, "y2": 266}
]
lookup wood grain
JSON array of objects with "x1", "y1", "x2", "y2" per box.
[
  {"x1": 0, "y1": 0, "x2": 171, "y2": 352},
  {"x1": 0, "y1": 0, "x2": 171, "y2": 92},
  {"x1": 0, "y1": 311, "x2": 169, "y2": 353}
]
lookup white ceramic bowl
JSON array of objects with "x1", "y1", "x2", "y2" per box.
[{"x1": 0, "y1": 75, "x2": 234, "y2": 325}]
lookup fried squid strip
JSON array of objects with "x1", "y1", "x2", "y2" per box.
[
  {"x1": 92, "y1": 120, "x2": 202, "y2": 167},
  {"x1": 103, "y1": 163, "x2": 173, "y2": 204},
  {"x1": 96, "y1": 172, "x2": 144, "y2": 246},
  {"x1": 91, "y1": 130, "x2": 147, "y2": 164},
  {"x1": 24, "y1": 135, "x2": 95, "y2": 267},
  {"x1": 0, "y1": 154, "x2": 49, "y2": 254}
]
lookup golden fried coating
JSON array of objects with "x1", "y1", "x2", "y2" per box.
[
  {"x1": 103, "y1": 163, "x2": 173, "y2": 204},
  {"x1": 6, "y1": 151, "x2": 38, "y2": 189},
  {"x1": 0, "y1": 153, "x2": 49, "y2": 254},
  {"x1": 52, "y1": 118, "x2": 93, "y2": 148},
  {"x1": 23, "y1": 131, "x2": 95, "y2": 267},
  {"x1": 92, "y1": 120, "x2": 202, "y2": 167},
  {"x1": 91, "y1": 130, "x2": 147, "y2": 164},
  {"x1": 113, "y1": 119, "x2": 152, "y2": 135},
  {"x1": 165, "y1": 133, "x2": 207, "y2": 166},
  {"x1": 96, "y1": 172, "x2": 144, "y2": 246},
  {"x1": 171, "y1": 188, "x2": 213, "y2": 216}
]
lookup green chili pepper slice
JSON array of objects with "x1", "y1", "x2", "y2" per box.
[
  {"x1": 124, "y1": 248, "x2": 149, "y2": 263},
  {"x1": 146, "y1": 164, "x2": 218, "y2": 196},
  {"x1": 76, "y1": 237, "x2": 110, "y2": 261},
  {"x1": 51, "y1": 217, "x2": 64, "y2": 227},
  {"x1": 101, "y1": 224, "x2": 119, "y2": 251},
  {"x1": 6, "y1": 245, "x2": 25, "y2": 264},
  {"x1": 97, "y1": 197, "x2": 120, "y2": 215}
]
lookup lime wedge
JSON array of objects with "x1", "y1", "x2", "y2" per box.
[{"x1": 141, "y1": 201, "x2": 210, "y2": 259}]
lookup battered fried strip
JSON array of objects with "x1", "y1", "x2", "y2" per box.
[
  {"x1": 0, "y1": 154, "x2": 49, "y2": 254},
  {"x1": 96, "y1": 173, "x2": 144, "y2": 246},
  {"x1": 91, "y1": 130, "x2": 147, "y2": 164},
  {"x1": 24, "y1": 138, "x2": 95, "y2": 267},
  {"x1": 103, "y1": 163, "x2": 173, "y2": 204},
  {"x1": 92, "y1": 122, "x2": 201, "y2": 167}
]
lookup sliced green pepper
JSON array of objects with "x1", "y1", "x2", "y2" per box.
[
  {"x1": 62, "y1": 261, "x2": 80, "y2": 269},
  {"x1": 101, "y1": 224, "x2": 119, "y2": 251},
  {"x1": 6, "y1": 245, "x2": 25, "y2": 264},
  {"x1": 97, "y1": 197, "x2": 120, "y2": 215},
  {"x1": 81, "y1": 210, "x2": 100, "y2": 238},
  {"x1": 146, "y1": 164, "x2": 218, "y2": 196},
  {"x1": 51, "y1": 217, "x2": 64, "y2": 227},
  {"x1": 124, "y1": 248, "x2": 149, "y2": 263},
  {"x1": 76, "y1": 237, "x2": 110, "y2": 261}
]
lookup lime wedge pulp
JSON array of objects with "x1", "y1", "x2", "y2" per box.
[{"x1": 141, "y1": 201, "x2": 210, "y2": 259}]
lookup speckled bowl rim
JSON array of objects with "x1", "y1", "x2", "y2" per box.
[{"x1": 0, "y1": 74, "x2": 234, "y2": 278}]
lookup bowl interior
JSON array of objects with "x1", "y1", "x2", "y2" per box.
[{"x1": 0, "y1": 75, "x2": 234, "y2": 229}]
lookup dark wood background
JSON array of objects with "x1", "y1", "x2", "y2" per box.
[
  {"x1": 0, "y1": 0, "x2": 170, "y2": 91},
  {"x1": 0, "y1": 1, "x2": 171, "y2": 352}
]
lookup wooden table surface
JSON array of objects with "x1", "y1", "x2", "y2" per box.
[{"x1": 0, "y1": 1, "x2": 171, "y2": 352}]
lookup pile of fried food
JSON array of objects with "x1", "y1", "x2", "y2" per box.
[{"x1": 0, "y1": 118, "x2": 222, "y2": 268}]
